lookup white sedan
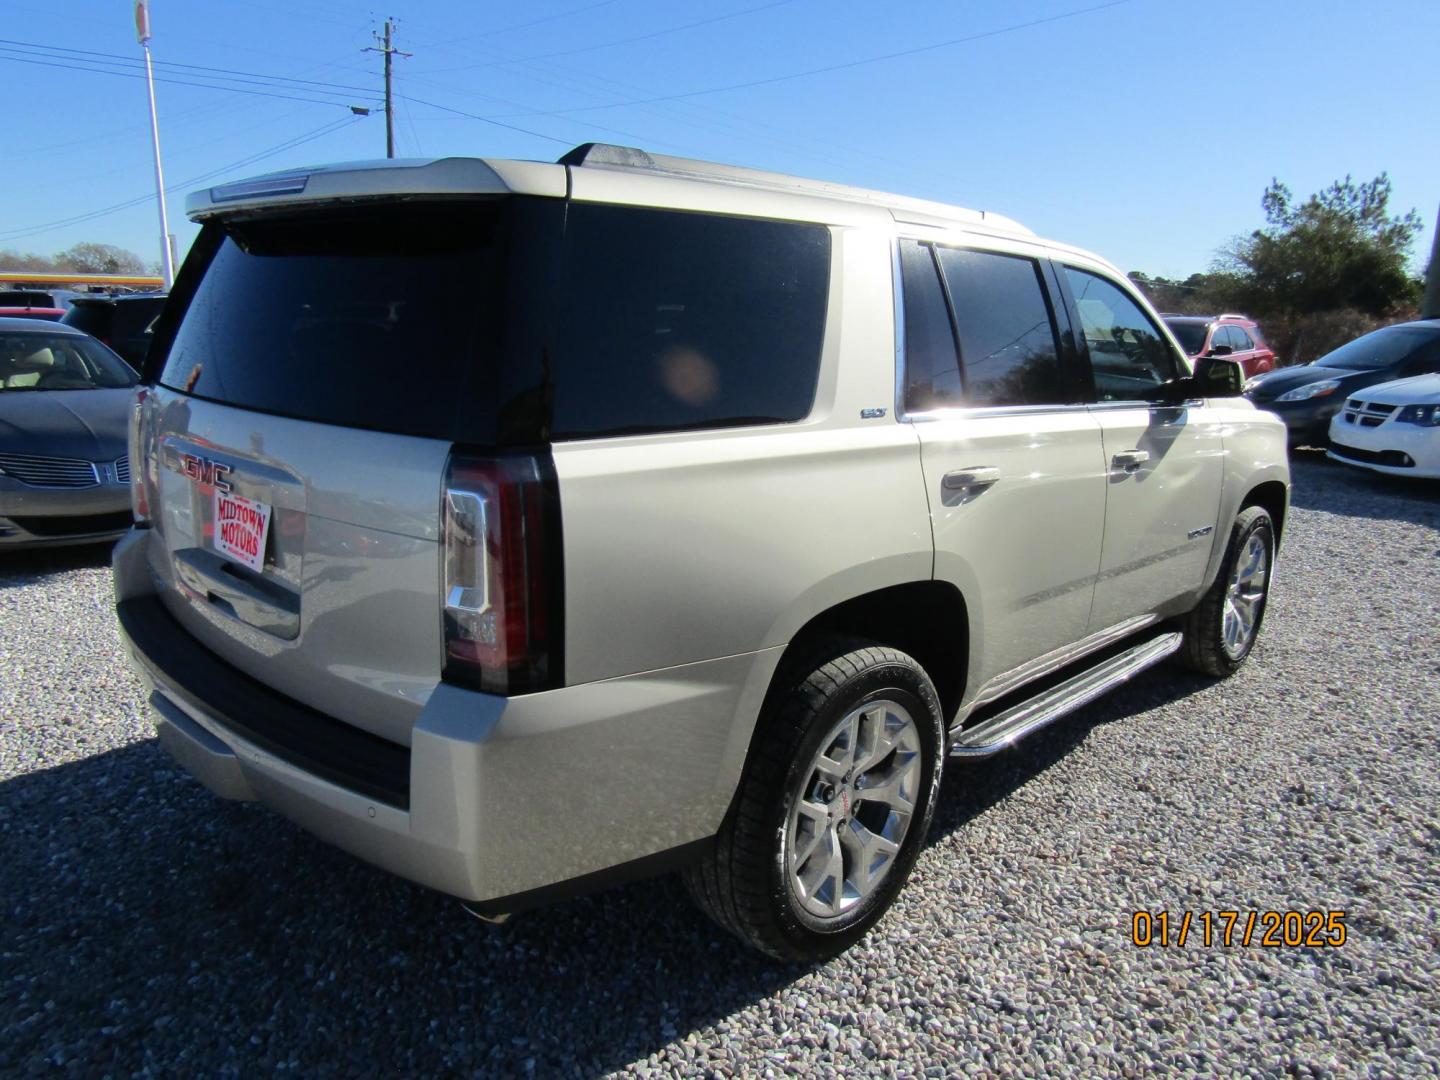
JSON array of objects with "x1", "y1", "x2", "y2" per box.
[{"x1": 1327, "y1": 373, "x2": 1440, "y2": 479}]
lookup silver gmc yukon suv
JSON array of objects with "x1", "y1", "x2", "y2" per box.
[{"x1": 114, "y1": 144, "x2": 1289, "y2": 961}]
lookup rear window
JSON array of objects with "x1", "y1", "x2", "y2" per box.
[
  {"x1": 158, "y1": 199, "x2": 828, "y2": 443},
  {"x1": 1164, "y1": 319, "x2": 1209, "y2": 356},
  {"x1": 550, "y1": 204, "x2": 830, "y2": 439},
  {"x1": 0, "y1": 290, "x2": 54, "y2": 307},
  {"x1": 159, "y1": 202, "x2": 519, "y2": 440},
  {"x1": 60, "y1": 302, "x2": 113, "y2": 337}
]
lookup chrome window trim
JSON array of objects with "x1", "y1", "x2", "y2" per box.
[
  {"x1": 904, "y1": 402, "x2": 1096, "y2": 422},
  {"x1": 905, "y1": 399, "x2": 1204, "y2": 423},
  {"x1": 891, "y1": 235, "x2": 906, "y2": 422},
  {"x1": 1086, "y1": 398, "x2": 1203, "y2": 411}
]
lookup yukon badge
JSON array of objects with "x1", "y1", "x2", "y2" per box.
[{"x1": 180, "y1": 452, "x2": 233, "y2": 493}]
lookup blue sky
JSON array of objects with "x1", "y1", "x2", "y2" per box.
[{"x1": 5, "y1": 0, "x2": 1437, "y2": 279}]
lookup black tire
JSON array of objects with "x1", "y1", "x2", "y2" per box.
[
  {"x1": 684, "y1": 640, "x2": 945, "y2": 962},
  {"x1": 1177, "y1": 505, "x2": 1275, "y2": 677}
]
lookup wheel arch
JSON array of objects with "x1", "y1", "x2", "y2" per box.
[
  {"x1": 760, "y1": 580, "x2": 970, "y2": 730},
  {"x1": 1239, "y1": 479, "x2": 1289, "y2": 549}
]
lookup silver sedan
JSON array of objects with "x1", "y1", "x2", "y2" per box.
[{"x1": 0, "y1": 317, "x2": 137, "y2": 548}]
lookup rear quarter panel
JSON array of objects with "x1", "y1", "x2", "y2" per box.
[{"x1": 553, "y1": 224, "x2": 934, "y2": 684}]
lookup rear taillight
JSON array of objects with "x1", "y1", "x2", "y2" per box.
[
  {"x1": 128, "y1": 387, "x2": 152, "y2": 524},
  {"x1": 441, "y1": 450, "x2": 563, "y2": 695}
]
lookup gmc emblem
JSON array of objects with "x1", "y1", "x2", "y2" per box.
[{"x1": 180, "y1": 452, "x2": 233, "y2": 493}]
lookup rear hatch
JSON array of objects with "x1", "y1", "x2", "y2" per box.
[{"x1": 138, "y1": 196, "x2": 557, "y2": 744}]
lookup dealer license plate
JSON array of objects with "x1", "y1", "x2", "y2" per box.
[{"x1": 212, "y1": 489, "x2": 272, "y2": 573}]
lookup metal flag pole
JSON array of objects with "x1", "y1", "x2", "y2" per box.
[{"x1": 135, "y1": 1, "x2": 175, "y2": 288}]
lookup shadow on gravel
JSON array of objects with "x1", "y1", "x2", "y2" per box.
[
  {"x1": 0, "y1": 541, "x2": 114, "y2": 590},
  {"x1": 0, "y1": 740, "x2": 797, "y2": 1076},
  {"x1": 929, "y1": 664, "x2": 1216, "y2": 845},
  {"x1": 1288, "y1": 449, "x2": 1440, "y2": 529},
  {"x1": 0, "y1": 662, "x2": 1225, "y2": 1076}
]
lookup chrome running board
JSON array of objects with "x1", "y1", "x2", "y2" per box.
[{"x1": 949, "y1": 631, "x2": 1183, "y2": 759}]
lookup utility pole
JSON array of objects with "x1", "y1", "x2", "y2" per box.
[
  {"x1": 365, "y1": 20, "x2": 411, "y2": 159},
  {"x1": 1423, "y1": 202, "x2": 1440, "y2": 320},
  {"x1": 134, "y1": 1, "x2": 175, "y2": 287}
]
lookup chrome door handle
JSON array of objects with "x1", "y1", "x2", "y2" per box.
[
  {"x1": 942, "y1": 466, "x2": 1001, "y2": 492},
  {"x1": 1112, "y1": 450, "x2": 1150, "y2": 473}
]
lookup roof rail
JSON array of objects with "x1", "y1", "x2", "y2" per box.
[
  {"x1": 556, "y1": 142, "x2": 1032, "y2": 235},
  {"x1": 1216, "y1": 312, "x2": 1249, "y2": 321}
]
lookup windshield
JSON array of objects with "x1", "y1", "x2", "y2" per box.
[
  {"x1": 1315, "y1": 326, "x2": 1440, "y2": 371},
  {"x1": 1164, "y1": 319, "x2": 1209, "y2": 356},
  {"x1": 0, "y1": 332, "x2": 136, "y2": 391}
]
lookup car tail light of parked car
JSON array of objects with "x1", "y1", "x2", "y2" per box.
[{"x1": 441, "y1": 451, "x2": 562, "y2": 696}]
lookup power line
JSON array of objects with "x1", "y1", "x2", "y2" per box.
[
  {"x1": 0, "y1": 36, "x2": 380, "y2": 96},
  {"x1": 0, "y1": 116, "x2": 365, "y2": 243},
  {"x1": 401, "y1": 73, "x2": 722, "y2": 155},
  {"x1": 401, "y1": 95, "x2": 576, "y2": 147},
  {"x1": 415, "y1": 0, "x2": 802, "y2": 75},
  {"x1": 493, "y1": 0, "x2": 1134, "y2": 117},
  {"x1": 415, "y1": 0, "x2": 627, "y2": 47},
  {"x1": 0, "y1": 49, "x2": 379, "y2": 109},
  {"x1": 6, "y1": 46, "x2": 370, "y2": 163}
]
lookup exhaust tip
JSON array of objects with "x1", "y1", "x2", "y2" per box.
[{"x1": 459, "y1": 900, "x2": 513, "y2": 926}]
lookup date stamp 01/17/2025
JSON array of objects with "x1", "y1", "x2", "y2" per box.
[{"x1": 1130, "y1": 910, "x2": 1348, "y2": 948}]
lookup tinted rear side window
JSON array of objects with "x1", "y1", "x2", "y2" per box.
[
  {"x1": 159, "y1": 202, "x2": 518, "y2": 441},
  {"x1": 551, "y1": 204, "x2": 830, "y2": 439},
  {"x1": 1164, "y1": 320, "x2": 1208, "y2": 356},
  {"x1": 936, "y1": 247, "x2": 1065, "y2": 406}
]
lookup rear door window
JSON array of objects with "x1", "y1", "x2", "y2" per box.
[
  {"x1": 550, "y1": 204, "x2": 830, "y2": 439},
  {"x1": 935, "y1": 247, "x2": 1066, "y2": 406}
]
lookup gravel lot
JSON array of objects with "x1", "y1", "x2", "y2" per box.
[{"x1": 2, "y1": 451, "x2": 1437, "y2": 1077}]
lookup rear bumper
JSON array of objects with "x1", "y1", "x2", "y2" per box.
[{"x1": 113, "y1": 528, "x2": 782, "y2": 907}]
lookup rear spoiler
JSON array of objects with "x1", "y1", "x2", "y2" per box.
[{"x1": 186, "y1": 157, "x2": 565, "y2": 220}]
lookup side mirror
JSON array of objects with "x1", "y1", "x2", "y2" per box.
[
  {"x1": 1193, "y1": 354, "x2": 1245, "y2": 397},
  {"x1": 1206, "y1": 344, "x2": 1233, "y2": 357}
]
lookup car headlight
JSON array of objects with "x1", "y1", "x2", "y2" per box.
[
  {"x1": 1275, "y1": 379, "x2": 1342, "y2": 403},
  {"x1": 1395, "y1": 403, "x2": 1440, "y2": 427}
]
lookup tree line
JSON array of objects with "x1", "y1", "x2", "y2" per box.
[
  {"x1": 1, "y1": 242, "x2": 154, "y2": 277},
  {"x1": 1132, "y1": 173, "x2": 1426, "y2": 365}
]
